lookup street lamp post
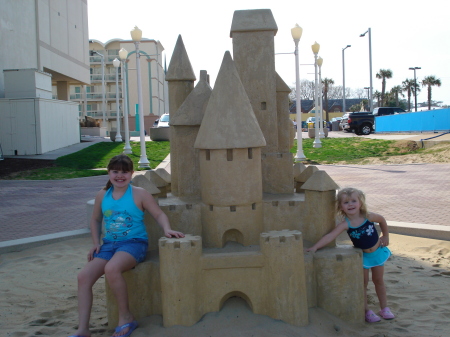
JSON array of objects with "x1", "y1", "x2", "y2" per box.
[
  {"x1": 291, "y1": 24, "x2": 306, "y2": 161},
  {"x1": 409, "y1": 67, "x2": 421, "y2": 112},
  {"x1": 360, "y1": 28, "x2": 373, "y2": 112},
  {"x1": 311, "y1": 41, "x2": 322, "y2": 148},
  {"x1": 119, "y1": 48, "x2": 132, "y2": 153},
  {"x1": 342, "y1": 45, "x2": 351, "y2": 113},
  {"x1": 317, "y1": 56, "x2": 324, "y2": 138},
  {"x1": 113, "y1": 58, "x2": 122, "y2": 142},
  {"x1": 131, "y1": 26, "x2": 150, "y2": 168}
]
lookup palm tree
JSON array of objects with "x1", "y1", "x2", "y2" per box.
[
  {"x1": 421, "y1": 75, "x2": 442, "y2": 110},
  {"x1": 390, "y1": 85, "x2": 404, "y2": 107},
  {"x1": 402, "y1": 79, "x2": 420, "y2": 111},
  {"x1": 376, "y1": 69, "x2": 393, "y2": 107},
  {"x1": 322, "y1": 77, "x2": 334, "y2": 123}
]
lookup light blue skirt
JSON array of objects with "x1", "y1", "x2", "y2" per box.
[{"x1": 363, "y1": 246, "x2": 391, "y2": 269}]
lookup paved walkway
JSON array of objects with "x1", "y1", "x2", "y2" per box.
[{"x1": 1, "y1": 132, "x2": 449, "y2": 249}]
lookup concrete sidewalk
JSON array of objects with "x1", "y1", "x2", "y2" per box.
[{"x1": 1, "y1": 131, "x2": 449, "y2": 253}]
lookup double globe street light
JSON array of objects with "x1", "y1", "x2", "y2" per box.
[
  {"x1": 130, "y1": 26, "x2": 150, "y2": 168},
  {"x1": 119, "y1": 47, "x2": 132, "y2": 154},
  {"x1": 291, "y1": 24, "x2": 306, "y2": 161},
  {"x1": 311, "y1": 41, "x2": 322, "y2": 148}
]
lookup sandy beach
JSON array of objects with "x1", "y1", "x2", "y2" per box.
[{"x1": 1, "y1": 233, "x2": 449, "y2": 337}]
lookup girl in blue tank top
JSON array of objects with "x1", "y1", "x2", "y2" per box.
[
  {"x1": 306, "y1": 187, "x2": 395, "y2": 323},
  {"x1": 68, "y1": 155, "x2": 184, "y2": 337}
]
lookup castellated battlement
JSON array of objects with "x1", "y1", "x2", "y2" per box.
[
  {"x1": 159, "y1": 234, "x2": 202, "y2": 250},
  {"x1": 260, "y1": 229, "x2": 302, "y2": 244}
]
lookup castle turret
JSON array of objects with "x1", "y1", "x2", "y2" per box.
[
  {"x1": 231, "y1": 9, "x2": 293, "y2": 194},
  {"x1": 166, "y1": 35, "x2": 196, "y2": 196},
  {"x1": 195, "y1": 51, "x2": 266, "y2": 248},
  {"x1": 170, "y1": 70, "x2": 212, "y2": 199}
]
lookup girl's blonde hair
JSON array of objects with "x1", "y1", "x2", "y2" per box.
[
  {"x1": 335, "y1": 187, "x2": 368, "y2": 220},
  {"x1": 104, "y1": 154, "x2": 134, "y2": 190}
]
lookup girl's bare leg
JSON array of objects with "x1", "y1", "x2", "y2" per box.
[
  {"x1": 371, "y1": 265, "x2": 387, "y2": 309},
  {"x1": 104, "y1": 251, "x2": 137, "y2": 337},
  {"x1": 363, "y1": 268, "x2": 370, "y2": 311},
  {"x1": 73, "y1": 258, "x2": 108, "y2": 337}
]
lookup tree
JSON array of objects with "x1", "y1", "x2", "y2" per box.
[
  {"x1": 390, "y1": 85, "x2": 404, "y2": 107},
  {"x1": 401, "y1": 79, "x2": 420, "y2": 111},
  {"x1": 373, "y1": 90, "x2": 382, "y2": 107},
  {"x1": 421, "y1": 75, "x2": 442, "y2": 110},
  {"x1": 376, "y1": 69, "x2": 393, "y2": 107},
  {"x1": 322, "y1": 77, "x2": 334, "y2": 123}
]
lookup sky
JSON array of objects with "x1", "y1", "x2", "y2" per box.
[{"x1": 88, "y1": 0, "x2": 449, "y2": 106}]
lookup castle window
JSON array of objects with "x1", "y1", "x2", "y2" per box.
[
  {"x1": 261, "y1": 102, "x2": 267, "y2": 110},
  {"x1": 206, "y1": 149, "x2": 210, "y2": 161},
  {"x1": 248, "y1": 148, "x2": 253, "y2": 159},
  {"x1": 227, "y1": 149, "x2": 233, "y2": 161},
  {"x1": 230, "y1": 206, "x2": 236, "y2": 212},
  {"x1": 252, "y1": 203, "x2": 256, "y2": 210}
]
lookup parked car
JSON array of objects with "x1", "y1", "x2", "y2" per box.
[
  {"x1": 305, "y1": 116, "x2": 327, "y2": 128},
  {"x1": 340, "y1": 107, "x2": 406, "y2": 135},
  {"x1": 331, "y1": 117, "x2": 342, "y2": 123},
  {"x1": 154, "y1": 113, "x2": 170, "y2": 127}
]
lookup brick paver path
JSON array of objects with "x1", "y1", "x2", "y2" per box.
[
  {"x1": 1, "y1": 163, "x2": 449, "y2": 242},
  {"x1": 321, "y1": 163, "x2": 450, "y2": 227},
  {"x1": 1, "y1": 175, "x2": 106, "y2": 242}
]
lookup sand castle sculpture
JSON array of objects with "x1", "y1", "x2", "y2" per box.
[{"x1": 102, "y1": 9, "x2": 364, "y2": 328}]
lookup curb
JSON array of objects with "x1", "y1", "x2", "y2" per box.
[{"x1": 0, "y1": 229, "x2": 91, "y2": 254}]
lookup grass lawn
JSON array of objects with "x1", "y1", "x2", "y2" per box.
[
  {"x1": 3, "y1": 137, "x2": 424, "y2": 180},
  {"x1": 6, "y1": 141, "x2": 171, "y2": 180},
  {"x1": 291, "y1": 137, "x2": 417, "y2": 164}
]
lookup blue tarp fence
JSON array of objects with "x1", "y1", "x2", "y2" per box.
[{"x1": 375, "y1": 108, "x2": 450, "y2": 133}]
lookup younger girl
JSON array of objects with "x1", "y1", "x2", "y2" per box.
[
  {"x1": 69, "y1": 154, "x2": 184, "y2": 337},
  {"x1": 306, "y1": 187, "x2": 395, "y2": 323}
]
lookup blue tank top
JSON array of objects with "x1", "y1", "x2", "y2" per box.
[
  {"x1": 102, "y1": 185, "x2": 148, "y2": 241},
  {"x1": 346, "y1": 218, "x2": 379, "y2": 249}
]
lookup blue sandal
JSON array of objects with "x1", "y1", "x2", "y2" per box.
[{"x1": 112, "y1": 320, "x2": 138, "y2": 337}]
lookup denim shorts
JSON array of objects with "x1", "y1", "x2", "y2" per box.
[{"x1": 94, "y1": 238, "x2": 148, "y2": 263}]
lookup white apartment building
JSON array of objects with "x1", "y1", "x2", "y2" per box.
[
  {"x1": 0, "y1": 0, "x2": 89, "y2": 155},
  {"x1": 68, "y1": 38, "x2": 166, "y2": 133}
]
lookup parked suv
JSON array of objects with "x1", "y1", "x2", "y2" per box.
[{"x1": 341, "y1": 107, "x2": 406, "y2": 135}]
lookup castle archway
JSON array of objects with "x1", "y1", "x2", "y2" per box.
[
  {"x1": 222, "y1": 229, "x2": 244, "y2": 246},
  {"x1": 219, "y1": 291, "x2": 253, "y2": 311}
]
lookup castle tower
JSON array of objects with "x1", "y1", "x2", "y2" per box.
[
  {"x1": 194, "y1": 51, "x2": 266, "y2": 248},
  {"x1": 170, "y1": 70, "x2": 212, "y2": 199},
  {"x1": 231, "y1": 9, "x2": 292, "y2": 194},
  {"x1": 166, "y1": 35, "x2": 196, "y2": 196}
]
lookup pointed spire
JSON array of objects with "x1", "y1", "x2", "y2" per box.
[
  {"x1": 276, "y1": 72, "x2": 291, "y2": 93},
  {"x1": 170, "y1": 71, "x2": 212, "y2": 126},
  {"x1": 166, "y1": 35, "x2": 196, "y2": 81},
  {"x1": 194, "y1": 51, "x2": 266, "y2": 149}
]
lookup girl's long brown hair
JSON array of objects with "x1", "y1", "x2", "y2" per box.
[{"x1": 104, "y1": 154, "x2": 134, "y2": 190}]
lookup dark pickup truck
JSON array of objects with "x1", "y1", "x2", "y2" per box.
[{"x1": 341, "y1": 107, "x2": 406, "y2": 135}]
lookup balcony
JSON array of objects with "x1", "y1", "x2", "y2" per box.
[
  {"x1": 90, "y1": 74, "x2": 121, "y2": 82},
  {"x1": 84, "y1": 110, "x2": 119, "y2": 118},
  {"x1": 89, "y1": 55, "x2": 103, "y2": 63}
]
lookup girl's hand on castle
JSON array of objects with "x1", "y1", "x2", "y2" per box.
[
  {"x1": 87, "y1": 244, "x2": 101, "y2": 261},
  {"x1": 305, "y1": 247, "x2": 317, "y2": 253},
  {"x1": 380, "y1": 236, "x2": 389, "y2": 247},
  {"x1": 164, "y1": 230, "x2": 185, "y2": 238}
]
